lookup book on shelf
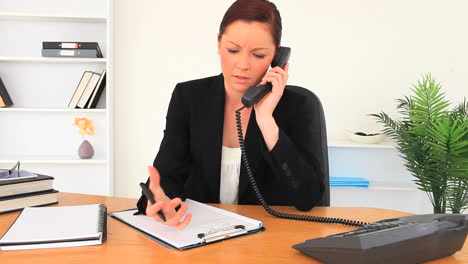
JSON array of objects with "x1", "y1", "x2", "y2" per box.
[
  {"x1": 86, "y1": 70, "x2": 106, "y2": 109},
  {"x1": 42, "y1": 41, "x2": 103, "y2": 58},
  {"x1": 0, "y1": 174, "x2": 54, "y2": 199},
  {"x1": 0, "y1": 204, "x2": 107, "y2": 250},
  {"x1": 41, "y1": 49, "x2": 103, "y2": 58},
  {"x1": 0, "y1": 77, "x2": 13, "y2": 107},
  {"x1": 76, "y1": 72, "x2": 101, "y2": 108},
  {"x1": 68, "y1": 71, "x2": 93, "y2": 108},
  {"x1": 0, "y1": 189, "x2": 58, "y2": 214},
  {"x1": 69, "y1": 71, "x2": 106, "y2": 109}
]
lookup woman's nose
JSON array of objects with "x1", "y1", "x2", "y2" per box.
[{"x1": 236, "y1": 53, "x2": 250, "y2": 70}]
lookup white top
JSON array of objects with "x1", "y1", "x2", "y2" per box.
[{"x1": 219, "y1": 146, "x2": 242, "y2": 204}]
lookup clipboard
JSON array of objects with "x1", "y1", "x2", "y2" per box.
[{"x1": 109, "y1": 199, "x2": 265, "y2": 250}]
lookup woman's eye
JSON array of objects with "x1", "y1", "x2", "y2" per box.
[
  {"x1": 228, "y1": 49, "x2": 239, "y2": 53},
  {"x1": 253, "y1": 53, "x2": 265, "y2": 59}
]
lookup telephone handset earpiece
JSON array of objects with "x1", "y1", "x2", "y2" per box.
[{"x1": 241, "y1": 47, "x2": 291, "y2": 108}]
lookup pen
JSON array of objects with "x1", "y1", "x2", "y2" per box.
[{"x1": 140, "y1": 182, "x2": 166, "y2": 222}]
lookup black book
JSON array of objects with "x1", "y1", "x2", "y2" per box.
[
  {"x1": 0, "y1": 174, "x2": 54, "y2": 199},
  {"x1": 42, "y1": 41, "x2": 103, "y2": 57},
  {"x1": 68, "y1": 71, "x2": 94, "y2": 108},
  {"x1": 77, "y1": 72, "x2": 101, "y2": 108},
  {"x1": 0, "y1": 189, "x2": 59, "y2": 214},
  {"x1": 86, "y1": 70, "x2": 106, "y2": 109},
  {"x1": 0, "y1": 77, "x2": 13, "y2": 107}
]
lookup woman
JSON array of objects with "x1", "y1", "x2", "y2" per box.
[{"x1": 137, "y1": 0, "x2": 325, "y2": 229}]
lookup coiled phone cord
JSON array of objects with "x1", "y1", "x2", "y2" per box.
[{"x1": 236, "y1": 106, "x2": 367, "y2": 227}]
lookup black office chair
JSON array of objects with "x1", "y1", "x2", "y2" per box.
[{"x1": 286, "y1": 85, "x2": 330, "y2": 206}]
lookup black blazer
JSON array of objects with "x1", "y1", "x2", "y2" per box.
[{"x1": 137, "y1": 74, "x2": 325, "y2": 213}]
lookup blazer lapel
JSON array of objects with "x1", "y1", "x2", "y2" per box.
[{"x1": 200, "y1": 74, "x2": 225, "y2": 202}]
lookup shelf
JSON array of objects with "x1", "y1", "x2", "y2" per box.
[
  {"x1": 328, "y1": 140, "x2": 395, "y2": 149},
  {"x1": 368, "y1": 185, "x2": 418, "y2": 191},
  {"x1": 0, "y1": 156, "x2": 107, "y2": 164},
  {"x1": 0, "y1": 12, "x2": 106, "y2": 23},
  {"x1": 0, "y1": 56, "x2": 107, "y2": 64},
  {"x1": 1, "y1": 1, "x2": 113, "y2": 195},
  {"x1": 0, "y1": 108, "x2": 107, "y2": 113},
  {"x1": 370, "y1": 180, "x2": 419, "y2": 190},
  {"x1": 331, "y1": 186, "x2": 418, "y2": 191},
  {"x1": 330, "y1": 180, "x2": 419, "y2": 191}
]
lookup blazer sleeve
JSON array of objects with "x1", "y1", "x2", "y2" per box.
[
  {"x1": 264, "y1": 97, "x2": 325, "y2": 211},
  {"x1": 137, "y1": 83, "x2": 191, "y2": 214}
]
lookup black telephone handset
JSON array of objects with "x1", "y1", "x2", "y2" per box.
[
  {"x1": 235, "y1": 46, "x2": 365, "y2": 227},
  {"x1": 241, "y1": 46, "x2": 291, "y2": 108}
]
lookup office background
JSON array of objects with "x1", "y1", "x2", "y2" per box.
[
  {"x1": 3, "y1": 0, "x2": 464, "y2": 212},
  {"x1": 112, "y1": 0, "x2": 467, "y2": 212}
]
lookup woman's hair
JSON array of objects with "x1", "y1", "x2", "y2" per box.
[{"x1": 218, "y1": 0, "x2": 282, "y2": 48}]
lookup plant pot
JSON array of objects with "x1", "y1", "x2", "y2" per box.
[{"x1": 78, "y1": 140, "x2": 94, "y2": 159}]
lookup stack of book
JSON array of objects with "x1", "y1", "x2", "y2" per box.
[
  {"x1": 68, "y1": 70, "x2": 106, "y2": 108},
  {"x1": 0, "y1": 77, "x2": 13, "y2": 107},
  {"x1": 0, "y1": 172, "x2": 58, "y2": 214},
  {"x1": 42, "y1": 41, "x2": 103, "y2": 58},
  {"x1": 330, "y1": 177, "x2": 369, "y2": 188}
]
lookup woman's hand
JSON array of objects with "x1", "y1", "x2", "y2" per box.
[
  {"x1": 253, "y1": 64, "x2": 289, "y2": 151},
  {"x1": 145, "y1": 166, "x2": 192, "y2": 230},
  {"x1": 253, "y1": 63, "x2": 289, "y2": 119}
]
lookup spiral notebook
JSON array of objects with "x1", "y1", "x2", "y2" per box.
[
  {"x1": 0, "y1": 204, "x2": 107, "y2": 251},
  {"x1": 109, "y1": 199, "x2": 264, "y2": 250}
]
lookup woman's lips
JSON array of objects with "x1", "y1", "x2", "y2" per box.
[{"x1": 233, "y1": 75, "x2": 249, "y2": 84}]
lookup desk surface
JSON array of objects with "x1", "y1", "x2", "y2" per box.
[{"x1": 0, "y1": 192, "x2": 466, "y2": 264}]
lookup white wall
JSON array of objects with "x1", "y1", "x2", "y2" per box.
[{"x1": 113, "y1": 0, "x2": 468, "y2": 202}]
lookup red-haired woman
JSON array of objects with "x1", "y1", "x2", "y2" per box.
[{"x1": 138, "y1": 0, "x2": 325, "y2": 229}]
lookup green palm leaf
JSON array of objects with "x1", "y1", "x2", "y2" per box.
[{"x1": 371, "y1": 73, "x2": 468, "y2": 213}]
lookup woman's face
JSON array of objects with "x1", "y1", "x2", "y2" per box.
[{"x1": 218, "y1": 20, "x2": 276, "y2": 94}]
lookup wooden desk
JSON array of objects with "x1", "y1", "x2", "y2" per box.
[{"x1": 0, "y1": 193, "x2": 466, "y2": 264}]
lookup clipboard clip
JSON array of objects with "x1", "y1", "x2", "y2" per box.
[{"x1": 197, "y1": 225, "x2": 246, "y2": 242}]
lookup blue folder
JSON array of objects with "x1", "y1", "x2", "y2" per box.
[{"x1": 330, "y1": 177, "x2": 369, "y2": 188}]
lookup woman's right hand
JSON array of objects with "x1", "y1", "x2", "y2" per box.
[{"x1": 145, "y1": 166, "x2": 192, "y2": 230}]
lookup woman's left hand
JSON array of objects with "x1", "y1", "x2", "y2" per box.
[{"x1": 254, "y1": 63, "x2": 289, "y2": 119}]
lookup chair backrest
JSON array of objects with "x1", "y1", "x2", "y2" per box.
[{"x1": 286, "y1": 85, "x2": 330, "y2": 206}]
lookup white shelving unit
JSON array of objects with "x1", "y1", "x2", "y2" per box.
[
  {"x1": 0, "y1": 0, "x2": 113, "y2": 196},
  {"x1": 0, "y1": 56, "x2": 107, "y2": 63},
  {"x1": 0, "y1": 157, "x2": 107, "y2": 164},
  {"x1": 328, "y1": 139, "x2": 395, "y2": 149},
  {"x1": 0, "y1": 108, "x2": 106, "y2": 113},
  {"x1": 327, "y1": 138, "x2": 432, "y2": 213},
  {"x1": 0, "y1": 12, "x2": 106, "y2": 23}
]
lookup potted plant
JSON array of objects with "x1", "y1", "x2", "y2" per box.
[{"x1": 371, "y1": 74, "x2": 468, "y2": 213}]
